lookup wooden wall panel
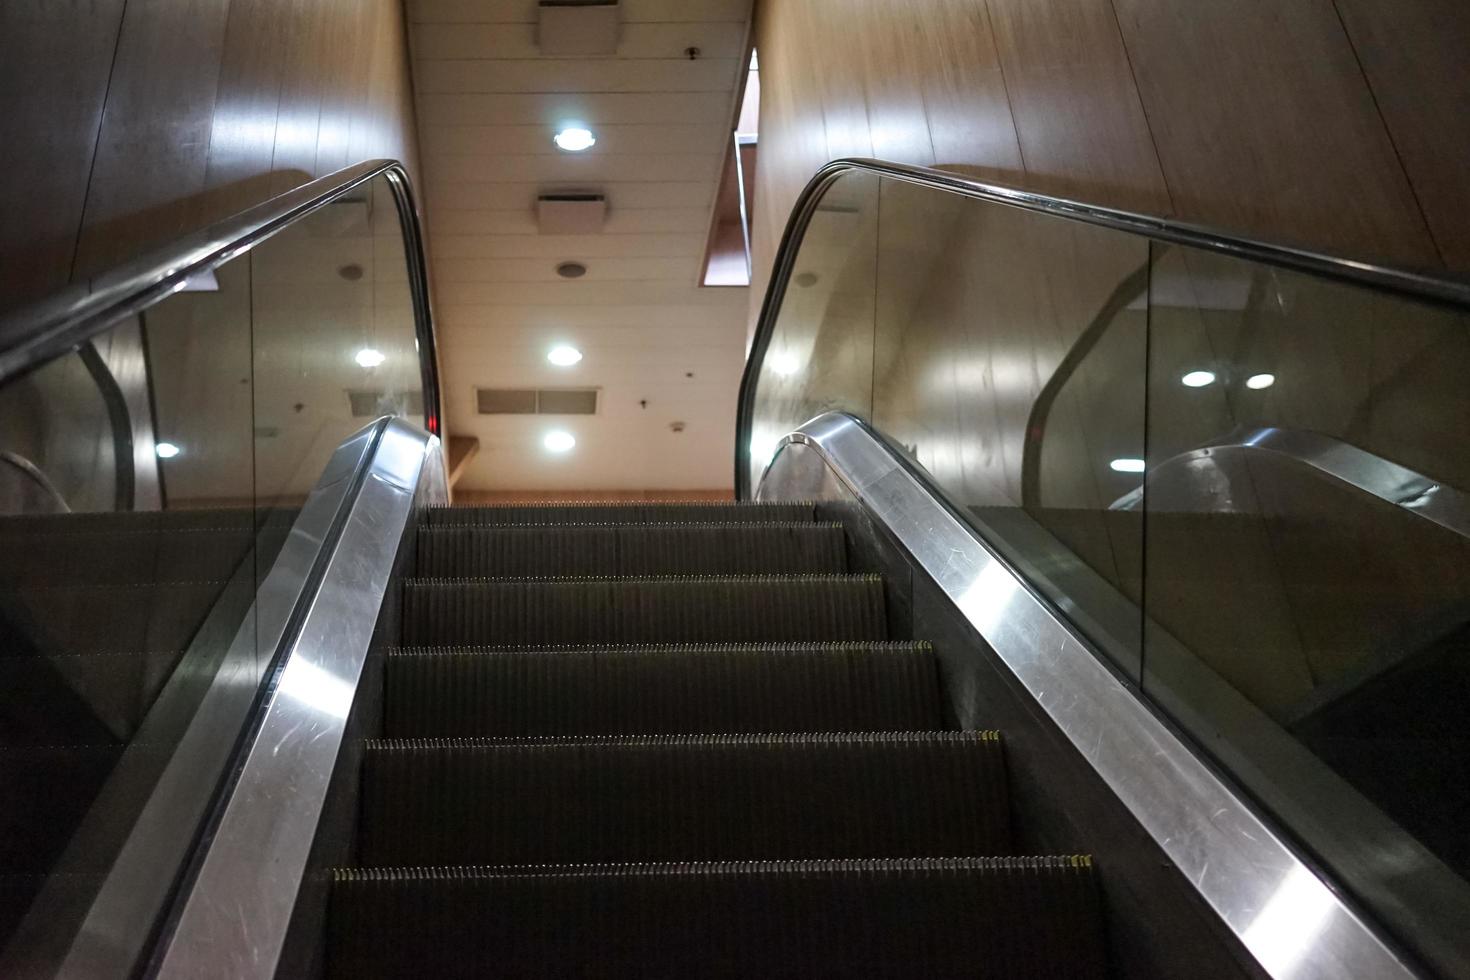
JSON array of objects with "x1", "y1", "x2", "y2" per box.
[
  {"x1": 1334, "y1": 0, "x2": 1470, "y2": 269},
  {"x1": 750, "y1": 0, "x2": 1465, "y2": 338},
  {"x1": 0, "y1": 1, "x2": 127, "y2": 309},
  {"x1": 1111, "y1": 0, "x2": 1438, "y2": 266},
  {"x1": 1, "y1": 0, "x2": 420, "y2": 309}
]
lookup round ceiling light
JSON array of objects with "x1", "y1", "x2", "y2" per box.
[
  {"x1": 553, "y1": 127, "x2": 596, "y2": 152},
  {"x1": 1109, "y1": 457, "x2": 1146, "y2": 473},
  {"x1": 556, "y1": 262, "x2": 588, "y2": 279},
  {"x1": 156, "y1": 442, "x2": 182, "y2": 459},
  {"x1": 1246, "y1": 373, "x2": 1276, "y2": 389},
  {"x1": 355, "y1": 348, "x2": 386, "y2": 368},
  {"x1": 1180, "y1": 370, "x2": 1216, "y2": 387},
  {"x1": 543, "y1": 430, "x2": 576, "y2": 453},
  {"x1": 548, "y1": 345, "x2": 583, "y2": 366}
]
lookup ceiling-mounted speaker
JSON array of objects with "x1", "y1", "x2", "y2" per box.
[
  {"x1": 537, "y1": 1, "x2": 621, "y2": 56},
  {"x1": 537, "y1": 193, "x2": 607, "y2": 235}
]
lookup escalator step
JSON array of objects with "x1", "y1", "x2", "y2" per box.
[
  {"x1": 359, "y1": 732, "x2": 1008, "y2": 865},
  {"x1": 415, "y1": 522, "x2": 847, "y2": 577},
  {"x1": 402, "y1": 574, "x2": 887, "y2": 646},
  {"x1": 327, "y1": 856, "x2": 1105, "y2": 980},
  {"x1": 383, "y1": 642, "x2": 942, "y2": 736},
  {"x1": 420, "y1": 501, "x2": 815, "y2": 526}
]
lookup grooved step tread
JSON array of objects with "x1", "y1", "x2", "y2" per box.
[
  {"x1": 421, "y1": 502, "x2": 815, "y2": 526},
  {"x1": 327, "y1": 857, "x2": 1105, "y2": 979},
  {"x1": 402, "y1": 575, "x2": 888, "y2": 646},
  {"x1": 383, "y1": 641, "x2": 942, "y2": 736},
  {"x1": 416, "y1": 522, "x2": 847, "y2": 577},
  {"x1": 359, "y1": 732, "x2": 1008, "y2": 866}
]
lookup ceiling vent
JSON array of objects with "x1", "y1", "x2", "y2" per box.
[
  {"x1": 537, "y1": 1, "x2": 621, "y2": 55},
  {"x1": 477, "y1": 387, "x2": 599, "y2": 415},
  {"x1": 537, "y1": 194, "x2": 606, "y2": 235}
]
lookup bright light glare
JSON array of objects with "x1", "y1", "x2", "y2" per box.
[
  {"x1": 1110, "y1": 457, "x2": 1146, "y2": 473},
  {"x1": 543, "y1": 430, "x2": 576, "y2": 453},
  {"x1": 749, "y1": 434, "x2": 779, "y2": 468},
  {"x1": 279, "y1": 658, "x2": 355, "y2": 720},
  {"x1": 553, "y1": 127, "x2": 596, "y2": 152},
  {"x1": 769, "y1": 352, "x2": 800, "y2": 377},
  {"x1": 155, "y1": 442, "x2": 181, "y2": 459},
  {"x1": 547, "y1": 345, "x2": 583, "y2": 366},
  {"x1": 1181, "y1": 370, "x2": 1216, "y2": 387},
  {"x1": 355, "y1": 348, "x2": 386, "y2": 368},
  {"x1": 1246, "y1": 373, "x2": 1276, "y2": 390},
  {"x1": 1241, "y1": 866, "x2": 1337, "y2": 977}
]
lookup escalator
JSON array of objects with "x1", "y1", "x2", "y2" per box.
[{"x1": 0, "y1": 156, "x2": 1467, "y2": 979}]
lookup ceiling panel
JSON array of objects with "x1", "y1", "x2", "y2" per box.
[
  {"x1": 410, "y1": 0, "x2": 751, "y2": 25},
  {"x1": 425, "y1": 152, "x2": 721, "y2": 183},
  {"x1": 427, "y1": 206, "x2": 710, "y2": 235},
  {"x1": 417, "y1": 58, "x2": 740, "y2": 93},
  {"x1": 413, "y1": 22, "x2": 747, "y2": 60},
  {"x1": 428, "y1": 180, "x2": 715, "y2": 211},
  {"x1": 418, "y1": 92, "x2": 732, "y2": 126},
  {"x1": 410, "y1": 0, "x2": 754, "y2": 491},
  {"x1": 423, "y1": 122, "x2": 728, "y2": 156},
  {"x1": 433, "y1": 233, "x2": 704, "y2": 258}
]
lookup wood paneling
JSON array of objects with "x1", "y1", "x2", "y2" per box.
[
  {"x1": 750, "y1": 0, "x2": 1466, "y2": 330},
  {"x1": 1111, "y1": 0, "x2": 1437, "y2": 266},
  {"x1": 457, "y1": 488, "x2": 735, "y2": 503},
  {"x1": 0, "y1": 0, "x2": 128, "y2": 309},
  {"x1": 1334, "y1": 0, "x2": 1470, "y2": 269},
  {"x1": 1, "y1": 0, "x2": 420, "y2": 309},
  {"x1": 434, "y1": 233, "x2": 704, "y2": 259}
]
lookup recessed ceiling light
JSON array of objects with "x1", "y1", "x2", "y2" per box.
[
  {"x1": 556, "y1": 261, "x2": 588, "y2": 279},
  {"x1": 355, "y1": 348, "x2": 386, "y2": 368},
  {"x1": 1246, "y1": 373, "x2": 1276, "y2": 390},
  {"x1": 548, "y1": 345, "x2": 583, "y2": 366},
  {"x1": 1181, "y1": 370, "x2": 1216, "y2": 387},
  {"x1": 156, "y1": 442, "x2": 182, "y2": 459},
  {"x1": 1110, "y1": 457, "x2": 1146, "y2": 473},
  {"x1": 553, "y1": 127, "x2": 596, "y2": 152},
  {"x1": 543, "y1": 430, "x2": 576, "y2": 453}
]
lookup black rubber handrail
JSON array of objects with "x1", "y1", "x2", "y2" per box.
[
  {"x1": 735, "y1": 158, "x2": 1470, "y2": 498},
  {"x1": 0, "y1": 160, "x2": 442, "y2": 437}
]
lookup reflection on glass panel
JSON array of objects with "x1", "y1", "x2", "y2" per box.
[
  {"x1": 749, "y1": 170, "x2": 880, "y2": 488},
  {"x1": 0, "y1": 171, "x2": 427, "y2": 976},
  {"x1": 250, "y1": 173, "x2": 423, "y2": 511},
  {"x1": 1143, "y1": 244, "x2": 1470, "y2": 909},
  {"x1": 870, "y1": 176, "x2": 1148, "y2": 676}
]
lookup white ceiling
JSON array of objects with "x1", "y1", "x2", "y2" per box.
[{"x1": 408, "y1": 0, "x2": 754, "y2": 491}]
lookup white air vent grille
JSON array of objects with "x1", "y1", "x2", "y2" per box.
[{"x1": 477, "y1": 388, "x2": 599, "y2": 415}]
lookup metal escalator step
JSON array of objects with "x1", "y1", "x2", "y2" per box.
[
  {"x1": 383, "y1": 642, "x2": 942, "y2": 736},
  {"x1": 327, "y1": 856, "x2": 1105, "y2": 980},
  {"x1": 415, "y1": 522, "x2": 847, "y2": 578},
  {"x1": 420, "y1": 501, "x2": 815, "y2": 526},
  {"x1": 402, "y1": 574, "x2": 887, "y2": 646},
  {"x1": 359, "y1": 732, "x2": 1008, "y2": 865}
]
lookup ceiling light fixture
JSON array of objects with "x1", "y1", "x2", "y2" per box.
[
  {"x1": 547, "y1": 345, "x2": 583, "y2": 366},
  {"x1": 543, "y1": 430, "x2": 576, "y2": 453},
  {"x1": 1246, "y1": 373, "x2": 1276, "y2": 390},
  {"x1": 1110, "y1": 457, "x2": 1146, "y2": 473},
  {"x1": 553, "y1": 127, "x2": 596, "y2": 152},
  {"x1": 355, "y1": 348, "x2": 386, "y2": 368},
  {"x1": 1181, "y1": 370, "x2": 1216, "y2": 387},
  {"x1": 156, "y1": 442, "x2": 182, "y2": 459}
]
